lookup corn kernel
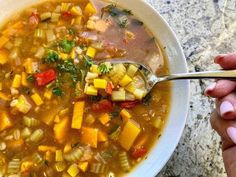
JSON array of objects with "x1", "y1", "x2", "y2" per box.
[
  {"x1": 12, "y1": 74, "x2": 21, "y2": 88},
  {"x1": 99, "y1": 113, "x2": 110, "y2": 125},
  {"x1": 21, "y1": 72, "x2": 28, "y2": 87},
  {"x1": 86, "y1": 47, "x2": 96, "y2": 58},
  {"x1": 55, "y1": 150, "x2": 63, "y2": 162},
  {"x1": 78, "y1": 162, "x2": 88, "y2": 172},
  {"x1": 119, "y1": 74, "x2": 132, "y2": 87},
  {"x1": 31, "y1": 93, "x2": 44, "y2": 106},
  {"x1": 90, "y1": 64, "x2": 99, "y2": 73},
  {"x1": 93, "y1": 79, "x2": 107, "y2": 89},
  {"x1": 44, "y1": 89, "x2": 52, "y2": 100},
  {"x1": 70, "y1": 6, "x2": 82, "y2": 16}
]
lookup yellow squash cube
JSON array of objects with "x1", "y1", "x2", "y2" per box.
[
  {"x1": 120, "y1": 109, "x2": 132, "y2": 122},
  {"x1": 70, "y1": 6, "x2": 82, "y2": 16},
  {"x1": 78, "y1": 162, "x2": 88, "y2": 172},
  {"x1": 55, "y1": 150, "x2": 64, "y2": 162},
  {"x1": 31, "y1": 93, "x2": 44, "y2": 106},
  {"x1": 94, "y1": 79, "x2": 107, "y2": 89},
  {"x1": 84, "y1": 3, "x2": 97, "y2": 16},
  {"x1": 119, "y1": 75, "x2": 132, "y2": 87},
  {"x1": 86, "y1": 47, "x2": 96, "y2": 58},
  {"x1": 0, "y1": 111, "x2": 12, "y2": 131},
  {"x1": 90, "y1": 64, "x2": 99, "y2": 74},
  {"x1": 12, "y1": 74, "x2": 22, "y2": 88},
  {"x1": 85, "y1": 85, "x2": 98, "y2": 96},
  {"x1": 127, "y1": 64, "x2": 138, "y2": 77},
  {"x1": 119, "y1": 119, "x2": 141, "y2": 150},
  {"x1": 44, "y1": 89, "x2": 52, "y2": 100},
  {"x1": 98, "y1": 130, "x2": 108, "y2": 142}
]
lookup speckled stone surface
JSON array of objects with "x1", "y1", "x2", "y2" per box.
[{"x1": 145, "y1": 0, "x2": 236, "y2": 177}]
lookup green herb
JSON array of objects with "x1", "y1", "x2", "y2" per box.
[
  {"x1": 98, "y1": 63, "x2": 112, "y2": 74},
  {"x1": 52, "y1": 87, "x2": 63, "y2": 96},
  {"x1": 68, "y1": 27, "x2": 77, "y2": 36},
  {"x1": 142, "y1": 92, "x2": 152, "y2": 106},
  {"x1": 44, "y1": 50, "x2": 59, "y2": 64},
  {"x1": 84, "y1": 55, "x2": 94, "y2": 68},
  {"x1": 118, "y1": 16, "x2": 128, "y2": 28},
  {"x1": 110, "y1": 111, "x2": 119, "y2": 119},
  {"x1": 59, "y1": 39, "x2": 75, "y2": 53},
  {"x1": 27, "y1": 75, "x2": 35, "y2": 82},
  {"x1": 57, "y1": 60, "x2": 77, "y2": 74}
]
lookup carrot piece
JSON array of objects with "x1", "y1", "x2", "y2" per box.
[
  {"x1": 0, "y1": 36, "x2": 9, "y2": 48},
  {"x1": 72, "y1": 101, "x2": 85, "y2": 129},
  {"x1": 98, "y1": 113, "x2": 110, "y2": 125},
  {"x1": 54, "y1": 117, "x2": 70, "y2": 143},
  {"x1": 80, "y1": 127, "x2": 98, "y2": 148},
  {"x1": 0, "y1": 111, "x2": 12, "y2": 131}
]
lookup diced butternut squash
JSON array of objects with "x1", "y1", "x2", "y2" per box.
[
  {"x1": 21, "y1": 72, "x2": 29, "y2": 87},
  {"x1": 21, "y1": 161, "x2": 34, "y2": 172},
  {"x1": 55, "y1": 150, "x2": 64, "y2": 162},
  {"x1": 6, "y1": 139, "x2": 24, "y2": 149},
  {"x1": 64, "y1": 142, "x2": 72, "y2": 153},
  {"x1": 119, "y1": 75, "x2": 132, "y2": 87},
  {"x1": 12, "y1": 74, "x2": 22, "y2": 88},
  {"x1": 72, "y1": 101, "x2": 85, "y2": 129},
  {"x1": 45, "y1": 151, "x2": 54, "y2": 162},
  {"x1": 0, "y1": 36, "x2": 9, "y2": 48},
  {"x1": 44, "y1": 89, "x2": 52, "y2": 100},
  {"x1": 70, "y1": 6, "x2": 82, "y2": 16},
  {"x1": 0, "y1": 111, "x2": 12, "y2": 131},
  {"x1": 54, "y1": 117, "x2": 70, "y2": 143},
  {"x1": 120, "y1": 109, "x2": 132, "y2": 122},
  {"x1": 98, "y1": 130, "x2": 108, "y2": 142},
  {"x1": 31, "y1": 93, "x2": 44, "y2": 106},
  {"x1": 78, "y1": 162, "x2": 88, "y2": 172},
  {"x1": 0, "y1": 92, "x2": 10, "y2": 101},
  {"x1": 98, "y1": 113, "x2": 110, "y2": 125},
  {"x1": 23, "y1": 58, "x2": 34, "y2": 74},
  {"x1": 81, "y1": 127, "x2": 98, "y2": 148},
  {"x1": 0, "y1": 49, "x2": 8, "y2": 65},
  {"x1": 86, "y1": 47, "x2": 96, "y2": 58},
  {"x1": 85, "y1": 85, "x2": 98, "y2": 96},
  {"x1": 84, "y1": 3, "x2": 97, "y2": 16},
  {"x1": 38, "y1": 145, "x2": 57, "y2": 152},
  {"x1": 119, "y1": 119, "x2": 141, "y2": 150},
  {"x1": 54, "y1": 115, "x2": 60, "y2": 123},
  {"x1": 16, "y1": 95, "x2": 32, "y2": 114},
  {"x1": 93, "y1": 79, "x2": 107, "y2": 89},
  {"x1": 67, "y1": 163, "x2": 79, "y2": 177},
  {"x1": 41, "y1": 107, "x2": 59, "y2": 125}
]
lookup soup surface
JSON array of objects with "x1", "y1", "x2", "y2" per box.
[{"x1": 0, "y1": 0, "x2": 171, "y2": 176}]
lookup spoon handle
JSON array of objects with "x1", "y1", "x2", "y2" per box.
[{"x1": 158, "y1": 70, "x2": 236, "y2": 82}]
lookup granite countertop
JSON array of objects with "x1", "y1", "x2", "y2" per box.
[{"x1": 145, "y1": 0, "x2": 236, "y2": 177}]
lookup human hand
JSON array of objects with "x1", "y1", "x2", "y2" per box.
[{"x1": 205, "y1": 53, "x2": 236, "y2": 177}]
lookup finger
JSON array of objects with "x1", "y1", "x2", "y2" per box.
[
  {"x1": 216, "y1": 93, "x2": 236, "y2": 119},
  {"x1": 222, "y1": 138, "x2": 235, "y2": 151},
  {"x1": 222, "y1": 145, "x2": 236, "y2": 177},
  {"x1": 205, "y1": 80, "x2": 236, "y2": 98},
  {"x1": 215, "y1": 53, "x2": 236, "y2": 69},
  {"x1": 210, "y1": 110, "x2": 236, "y2": 142}
]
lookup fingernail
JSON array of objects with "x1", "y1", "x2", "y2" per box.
[
  {"x1": 220, "y1": 101, "x2": 234, "y2": 117},
  {"x1": 227, "y1": 127, "x2": 236, "y2": 144},
  {"x1": 205, "y1": 82, "x2": 216, "y2": 95},
  {"x1": 215, "y1": 54, "x2": 227, "y2": 64}
]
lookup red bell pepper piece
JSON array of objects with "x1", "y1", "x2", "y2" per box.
[
  {"x1": 29, "y1": 12, "x2": 40, "y2": 28},
  {"x1": 120, "y1": 100, "x2": 140, "y2": 109},
  {"x1": 35, "y1": 69, "x2": 56, "y2": 86},
  {"x1": 92, "y1": 99, "x2": 114, "y2": 112},
  {"x1": 130, "y1": 147, "x2": 147, "y2": 159},
  {"x1": 105, "y1": 82, "x2": 113, "y2": 95},
  {"x1": 61, "y1": 11, "x2": 73, "y2": 20}
]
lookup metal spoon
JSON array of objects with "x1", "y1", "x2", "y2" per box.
[{"x1": 101, "y1": 59, "x2": 236, "y2": 94}]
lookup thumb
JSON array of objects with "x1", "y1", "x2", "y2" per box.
[{"x1": 223, "y1": 145, "x2": 236, "y2": 177}]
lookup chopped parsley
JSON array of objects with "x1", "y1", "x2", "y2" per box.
[
  {"x1": 52, "y1": 87, "x2": 63, "y2": 96},
  {"x1": 59, "y1": 39, "x2": 75, "y2": 53},
  {"x1": 102, "y1": 4, "x2": 133, "y2": 17},
  {"x1": 98, "y1": 63, "x2": 112, "y2": 74},
  {"x1": 44, "y1": 50, "x2": 59, "y2": 64},
  {"x1": 68, "y1": 27, "x2": 77, "y2": 36},
  {"x1": 27, "y1": 75, "x2": 35, "y2": 82},
  {"x1": 57, "y1": 60, "x2": 79, "y2": 83},
  {"x1": 84, "y1": 55, "x2": 94, "y2": 68}
]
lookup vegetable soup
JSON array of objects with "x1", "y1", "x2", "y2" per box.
[{"x1": 0, "y1": 0, "x2": 171, "y2": 176}]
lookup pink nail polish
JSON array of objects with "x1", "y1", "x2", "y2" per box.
[
  {"x1": 205, "y1": 82, "x2": 216, "y2": 95},
  {"x1": 220, "y1": 101, "x2": 234, "y2": 117},
  {"x1": 227, "y1": 127, "x2": 236, "y2": 144}
]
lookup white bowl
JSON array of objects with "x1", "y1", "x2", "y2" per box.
[{"x1": 0, "y1": 0, "x2": 190, "y2": 176}]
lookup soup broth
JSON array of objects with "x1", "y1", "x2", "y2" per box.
[{"x1": 0, "y1": 0, "x2": 171, "y2": 176}]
